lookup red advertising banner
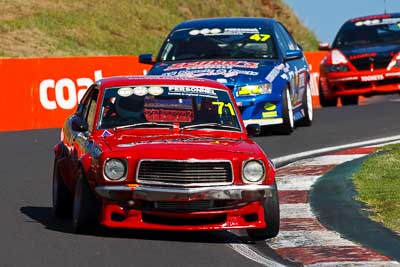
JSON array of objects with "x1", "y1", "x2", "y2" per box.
[{"x1": 0, "y1": 52, "x2": 327, "y2": 132}]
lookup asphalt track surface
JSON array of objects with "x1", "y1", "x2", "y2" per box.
[{"x1": 1, "y1": 94, "x2": 399, "y2": 267}]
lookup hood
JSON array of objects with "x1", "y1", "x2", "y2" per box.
[
  {"x1": 148, "y1": 59, "x2": 281, "y2": 87},
  {"x1": 102, "y1": 133, "x2": 261, "y2": 159}
]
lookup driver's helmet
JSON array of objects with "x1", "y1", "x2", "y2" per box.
[{"x1": 115, "y1": 94, "x2": 144, "y2": 120}]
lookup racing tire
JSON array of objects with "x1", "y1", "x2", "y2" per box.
[
  {"x1": 341, "y1": 95, "x2": 358, "y2": 106},
  {"x1": 247, "y1": 181, "x2": 280, "y2": 241},
  {"x1": 319, "y1": 84, "x2": 337, "y2": 107},
  {"x1": 297, "y1": 82, "x2": 313, "y2": 127},
  {"x1": 72, "y1": 173, "x2": 101, "y2": 234},
  {"x1": 279, "y1": 87, "x2": 294, "y2": 134},
  {"x1": 52, "y1": 159, "x2": 73, "y2": 218}
]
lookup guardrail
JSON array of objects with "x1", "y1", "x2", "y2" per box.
[{"x1": 0, "y1": 52, "x2": 327, "y2": 131}]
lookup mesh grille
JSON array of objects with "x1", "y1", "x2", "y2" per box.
[{"x1": 137, "y1": 160, "x2": 233, "y2": 186}]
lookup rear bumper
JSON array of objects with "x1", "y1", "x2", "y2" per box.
[
  {"x1": 320, "y1": 70, "x2": 400, "y2": 97},
  {"x1": 95, "y1": 184, "x2": 275, "y2": 230}
]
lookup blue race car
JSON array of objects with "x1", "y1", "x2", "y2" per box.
[{"x1": 140, "y1": 17, "x2": 313, "y2": 134}]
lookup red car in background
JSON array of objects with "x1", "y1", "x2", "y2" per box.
[
  {"x1": 52, "y1": 76, "x2": 279, "y2": 240},
  {"x1": 319, "y1": 13, "x2": 400, "y2": 106}
]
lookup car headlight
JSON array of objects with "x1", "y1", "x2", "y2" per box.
[
  {"x1": 237, "y1": 84, "x2": 272, "y2": 96},
  {"x1": 242, "y1": 160, "x2": 265, "y2": 183},
  {"x1": 104, "y1": 159, "x2": 127, "y2": 181}
]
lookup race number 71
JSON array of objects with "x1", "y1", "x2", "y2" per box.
[{"x1": 212, "y1": 102, "x2": 235, "y2": 115}]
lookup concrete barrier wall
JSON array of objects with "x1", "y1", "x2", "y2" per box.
[{"x1": 0, "y1": 52, "x2": 327, "y2": 131}]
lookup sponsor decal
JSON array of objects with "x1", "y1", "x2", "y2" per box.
[
  {"x1": 262, "y1": 111, "x2": 278, "y2": 118},
  {"x1": 168, "y1": 86, "x2": 217, "y2": 98},
  {"x1": 360, "y1": 74, "x2": 384, "y2": 81},
  {"x1": 385, "y1": 72, "x2": 400, "y2": 77},
  {"x1": 265, "y1": 68, "x2": 280, "y2": 82},
  {"x1": 349, "y1": 53, "x2": 377, "y2": 60},
  {"x1": 189, "y1": 28, "x2": 259, "y2": 36},
  {"x1": 330, "y1": 77, "x2": 359, "y2": 82},
  {"x1": 264, "y1": 103, "x2": 276, "y2": 111},
  {"x1": 165, "y1": 60, "x2": 259, "y2": 71},
  {"x1": 39, "y1": 70, "x2": 102, "y2": 110},
  {"x1": 355, "y1": 17, "x2": 400, "y2": 27},
  {"x1": 162, "y1": 68, "x2": 258, "y2": 78},
  {"x1": 216, "y1": 78, "x2": 228, "y2": 83},
  {"x1": 101, "y1": 130, "x2": 113, "y2": 137}
]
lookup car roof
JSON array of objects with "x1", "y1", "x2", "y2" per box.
[
  {"x1": 172, "y1": 17, "x2": 276, "y2": 31},
  {"x1": 348, "y1": 12, "x2": 400, "y2": 23},
  {"x1": 97, "y1": 75, "x2": 230, "y2": 91}
]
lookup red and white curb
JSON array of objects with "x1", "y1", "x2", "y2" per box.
[{"x1": 267, "y1": 146, "x2": 399, "y2": 266}]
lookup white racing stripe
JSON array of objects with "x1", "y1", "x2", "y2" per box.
[
  {"x1": 276, "y1": 175, "x2": 320, "y2": 190},
  {"x1": 306, "y1": 261, "x2": 400, "y2": 267},
  {"x1": 272, "y1": 135, "x2": 400, "y2": 167},
  {"x1": 266, "y1": 230, "x2": 356, "y2": 249},
  {"x1": 227, "y1": 243, "x2": 287, "y2": 267},
  {"x1": 280, "y1": 203, "x2": 314, "y2": 218}
]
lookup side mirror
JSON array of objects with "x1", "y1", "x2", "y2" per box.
[
  {"x1": 139, "y1": 54, "x2": 155, "y2": 65},
  {"x1": 71, "y1": 115, "x2": 88, "y2": 132},
  {"x1": 284, "y1": 50, "x2": 303, "y2": 60},
  {"x1": 246, "y1": 124, "x2": 261, "y2": 137},
  {"x1": 318, "y1": 42, "x2": 331, "y2": 51}
]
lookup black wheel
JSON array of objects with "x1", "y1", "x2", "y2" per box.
[
  {"x1": 247, "y1": 181, "x2": 280, "y2": 240},
  {"x1": 297, "y1": 82, "x2": 313, "y2": 127},
  {"x1": 52, "y1": 159, "x2": 73, "y2": 218},
  {"x1": 341, "y1": 95, "x2": 358, "y2": 105},
  {"x1": 72, "y1": 173, "x2": 101, "y2": 233},
  {"x1": 280, "y1": 87, "x2": 294, "y2": 134},
  {"x1": 319, "y1": 84, "x2": 337, "y2": 107}
]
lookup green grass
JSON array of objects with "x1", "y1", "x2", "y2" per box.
[
  {"x1": 0, "y1": 0, "x2": 319, "y2": 58},
  {"x1": 353, "y1": 144, "x2": 400, "y2": 233}
]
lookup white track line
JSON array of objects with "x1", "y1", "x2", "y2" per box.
[
  {"x1": 227, "y1": 243, "x2": 287, "y2": 267},
  {"x1": 289, "y1": 154, "x2": 368, "y2": 166},
  {"x1": 273, "y1": 135, "x2": 400, "y2": 167}
]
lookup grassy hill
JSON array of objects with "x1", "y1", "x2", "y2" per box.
[{"x1": 0, "y1": 0, "x2": 319, "y2": 58}]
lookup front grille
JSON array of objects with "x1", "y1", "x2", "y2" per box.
[
  {"x1": 350, "y1": 56, "x2": 391, "y2": 71},
  {"x1": 137, "y1": 160, "x2": 233, "y2": 186}
]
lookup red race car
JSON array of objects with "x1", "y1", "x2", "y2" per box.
[
  {"x1": 319, "y1": 13, "x2": 400, "y2": 106},
  {"x1": 53, "y1": 76, "x2": 279, "y2": 240}
]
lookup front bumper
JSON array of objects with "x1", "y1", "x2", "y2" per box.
[
  {"x1": 236, "y1": 95, "x2": 283, "y2": 127},
  {"x1": 95, "y1": 184, "x2": 275, "y2": 231},
  {"x1": 95, "y1": 184, "x2": 274, "y2": 202},
  {"x1": 321, "y1": 69, "x2": 400, "y2": 97}
]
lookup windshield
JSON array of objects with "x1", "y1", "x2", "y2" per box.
[
  {"x1": 333, "y1": 17, "x2": 400, "y2": 48},
  {"x1": 158, "y1": 27, "x2": 277, "y2": 62},
  {"x1": 98, "y1": 85, "x2": 241, "y2": 132}
]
